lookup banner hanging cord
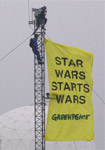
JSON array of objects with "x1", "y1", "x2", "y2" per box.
[{"x1": 46, "y1": 34, "x2": 105, "y2": 105}]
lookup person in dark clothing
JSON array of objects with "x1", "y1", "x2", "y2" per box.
[
  {"x1": 32, "y1": 34, "x2": 43, "y2": 65},
  {"x1": 32, "y1": 6, "x2": 47, "y2": 28}
]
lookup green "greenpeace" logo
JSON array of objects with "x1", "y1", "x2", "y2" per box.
[{"x1": 52, "y1": 114, "x2": 91, "y2": 121}]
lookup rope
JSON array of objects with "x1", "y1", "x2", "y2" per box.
[{"x1": 0, "y1": 34, "x2": 33, "y2": 63}]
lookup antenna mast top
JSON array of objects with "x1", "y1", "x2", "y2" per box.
[{"x1": 29, "y1": 6, "x2": 47, "y2": 33}]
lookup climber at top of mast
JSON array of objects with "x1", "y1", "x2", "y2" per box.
[{"x1": 32, "y1": 6, "x2": 47, "y2": 28}]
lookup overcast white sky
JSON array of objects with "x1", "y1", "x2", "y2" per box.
[{"x1": 0, "y1": 0, "x2": 104, "y2": 149}]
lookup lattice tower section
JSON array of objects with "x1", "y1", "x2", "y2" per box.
[{"x1": 34, "y1": 24, "x2": 46, "y2": 150}]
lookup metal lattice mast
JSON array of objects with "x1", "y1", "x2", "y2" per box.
[
  {"x1": 34, "y1": 27, "x2": 45, "y2": 150},
  {"x1": 29, "y1": 8, "x2": 46, "y2": 150},
  {"x1": 34, "y1": 28, "x2": 45, "y2": 150}
]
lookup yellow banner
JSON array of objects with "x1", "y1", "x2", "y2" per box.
[{"x1": 45, "y1": 39, "x2": 94, "y2": 141}]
